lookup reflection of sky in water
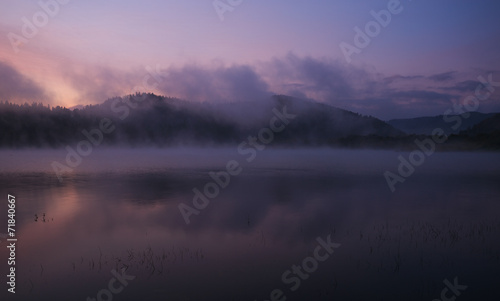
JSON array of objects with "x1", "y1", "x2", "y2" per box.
[{"x1": 0, "y1": 149, "x2": 499, "y2": 300}]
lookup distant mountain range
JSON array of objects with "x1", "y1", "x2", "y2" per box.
[
  {"x1": 0, "y1": 93, "x2": 499, "y2": 150},
  {"x1": 387, "y1": 112, "x2": 496, "y2": 135},
  {"x1": 461, "y1": 113, "x2": 500, "y2": 135}
]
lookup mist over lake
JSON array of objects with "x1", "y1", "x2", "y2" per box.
[
  {"x1": 3, "y1": 0, "x2": 500, "y2": 300},
  {"x1": 0, "y1": 148, "x2": 498, "y2": 300}
]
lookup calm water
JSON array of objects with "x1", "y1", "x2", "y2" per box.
[{"x1": 0, "y1": 149, "x2": 499, "y2": 300}]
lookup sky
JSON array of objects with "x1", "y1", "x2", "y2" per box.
[{"x1": 1, "y1": 0, "x2": 500, "y2": 119}]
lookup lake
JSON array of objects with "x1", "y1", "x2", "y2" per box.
[{"x1": 0, "y1": 148, "x2": 499, "y2": 300}]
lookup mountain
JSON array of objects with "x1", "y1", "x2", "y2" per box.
[
  {"x1": 0, "y1": 94, "x2": 404, "y2": 148},
  {"x1": 387, "y1": 112, "x2": 496, "y2": 135},
  {"x1": 68, "y1": 104, "x2": 85, "y2": 110},
  {"x1": 2, "y1": 94, "x2": 500, "y2": 150},
  {"x1": 461, "y1": 113, "x2": 500, "y2": 135},
  {"x1": 433, "y1": 113, "x2": 500, "y2": 150}
]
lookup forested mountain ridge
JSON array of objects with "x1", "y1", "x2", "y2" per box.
[
  {"x1": 0, "y1": 94, "x2": 403, "y2": 148},
  {"x1": 0, "y1": 93, "x2": 498, "y2": 150},
  {"x1": 387, "y1": 112, "x2": 496, "y2": 135}
]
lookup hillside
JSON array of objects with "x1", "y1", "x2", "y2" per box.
[
  {"x1": 0, "y1": 94, "x2": 403, "y2": 148},
  {"x1": 387, "y1": 112, "x2": 495, "y2": 135},
  {"x1": 462, "y1": 113, "x2": 500, "y2": 135}
]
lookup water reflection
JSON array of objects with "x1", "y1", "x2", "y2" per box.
[{"x1": 0, "y1": 150, "x2": 499, "y2": 300}]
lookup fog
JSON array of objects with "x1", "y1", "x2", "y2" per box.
[
  {"x1": 3, "y1": 56, "x2": 500, "y2": 120},
  {"x1": 0, "y1": 95, "x2": 410, "y2": 149},
  {"x1": 2, "y1": 147, "x2": 499, "y2": 176},
  {"x1": 1, "y1": 148, "x2": 499, "y2": 300}
]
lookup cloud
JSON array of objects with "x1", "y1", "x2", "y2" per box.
[
  {"x1": 428, "y1": 71, "x2": 456, "y2": 82},
  {"x1": 259, "y1": 54, "x2": 463, "y2": 118},
  {"x1": 155, "y1": 64, "x2": 271, "y2": 103},
  {"x1": 383, "y1": 74, "x2": 425, "y2": 84},
  {"x1": 0, "y1": 61, "x2": 48, "y2": 102},
  {"x1": 53, "y1": 54, "x2": 500, "y2": 119},
  {"x1": 348, "y1": 92, "x2": 456, "y2": 120},
  {"x1": 388, "y1": 90, "x2": 456, "y2": 104},
  {"x1": 265, "y1": 55, "x2": 500, "y2": 119},
  {"x1": 4, "y1": 52, "x2": 497, "y2": 119},
  {"x1": 264, "y1": 53, "x2": 375, "y2": 103},
  {"x1": 52, "y1": 61, "x2": 271, "y2": 105},
  {"x1": 445, "y1": 80, "x2": 481, "y2": 93},
  {"x1": 58, "y1": 64, "x2": 141, "y2": 104}
]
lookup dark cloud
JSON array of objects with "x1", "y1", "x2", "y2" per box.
[
  {"x1": 383, "y1": 74, "x2": 425, "y2": 84},
  {"x1": 9, "y1": 53, "x2": 495, "y2": 119},
  {"x1": 260, "y1": 54, "x2": 466, "y2": 119},
  {"x1": 0, "y1": 61, "x2": 48, "y2": 102},
  {"x1": 428, "y1": 71, "x2": 456, "y2": 82},
  {"x1": 446, "y1": 80, "x2": 481, "y2": 92},
  {"x1": 262, "y1": 59, "x2": 500, "y2": 118},
  {"x1": 57, "y1": 61, "x2": 270, "y2": 105},
  {"x1": 265, "y1": 53, "x2": 376, "y2": 103},
  {"x1": 155, "y1": 64, "x2": 271, "y2": 103},
  {"x1": 346, "y1": 89, "x2": 459, "y2": 120},
  {"x1": 389, "y1": 90, "x2": 456, "y2": 104}
]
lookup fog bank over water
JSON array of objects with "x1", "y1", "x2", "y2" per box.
[
  {"x1": 1, "y1": 148, "x2": 499, "y2": 176},
  {"x1": 0, "y1": 148, "x2": 499, "y2": 300}
]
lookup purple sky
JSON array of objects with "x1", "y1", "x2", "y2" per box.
[{"x1": 1, "y1": 0, "x2": 500, "y2": 119}]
